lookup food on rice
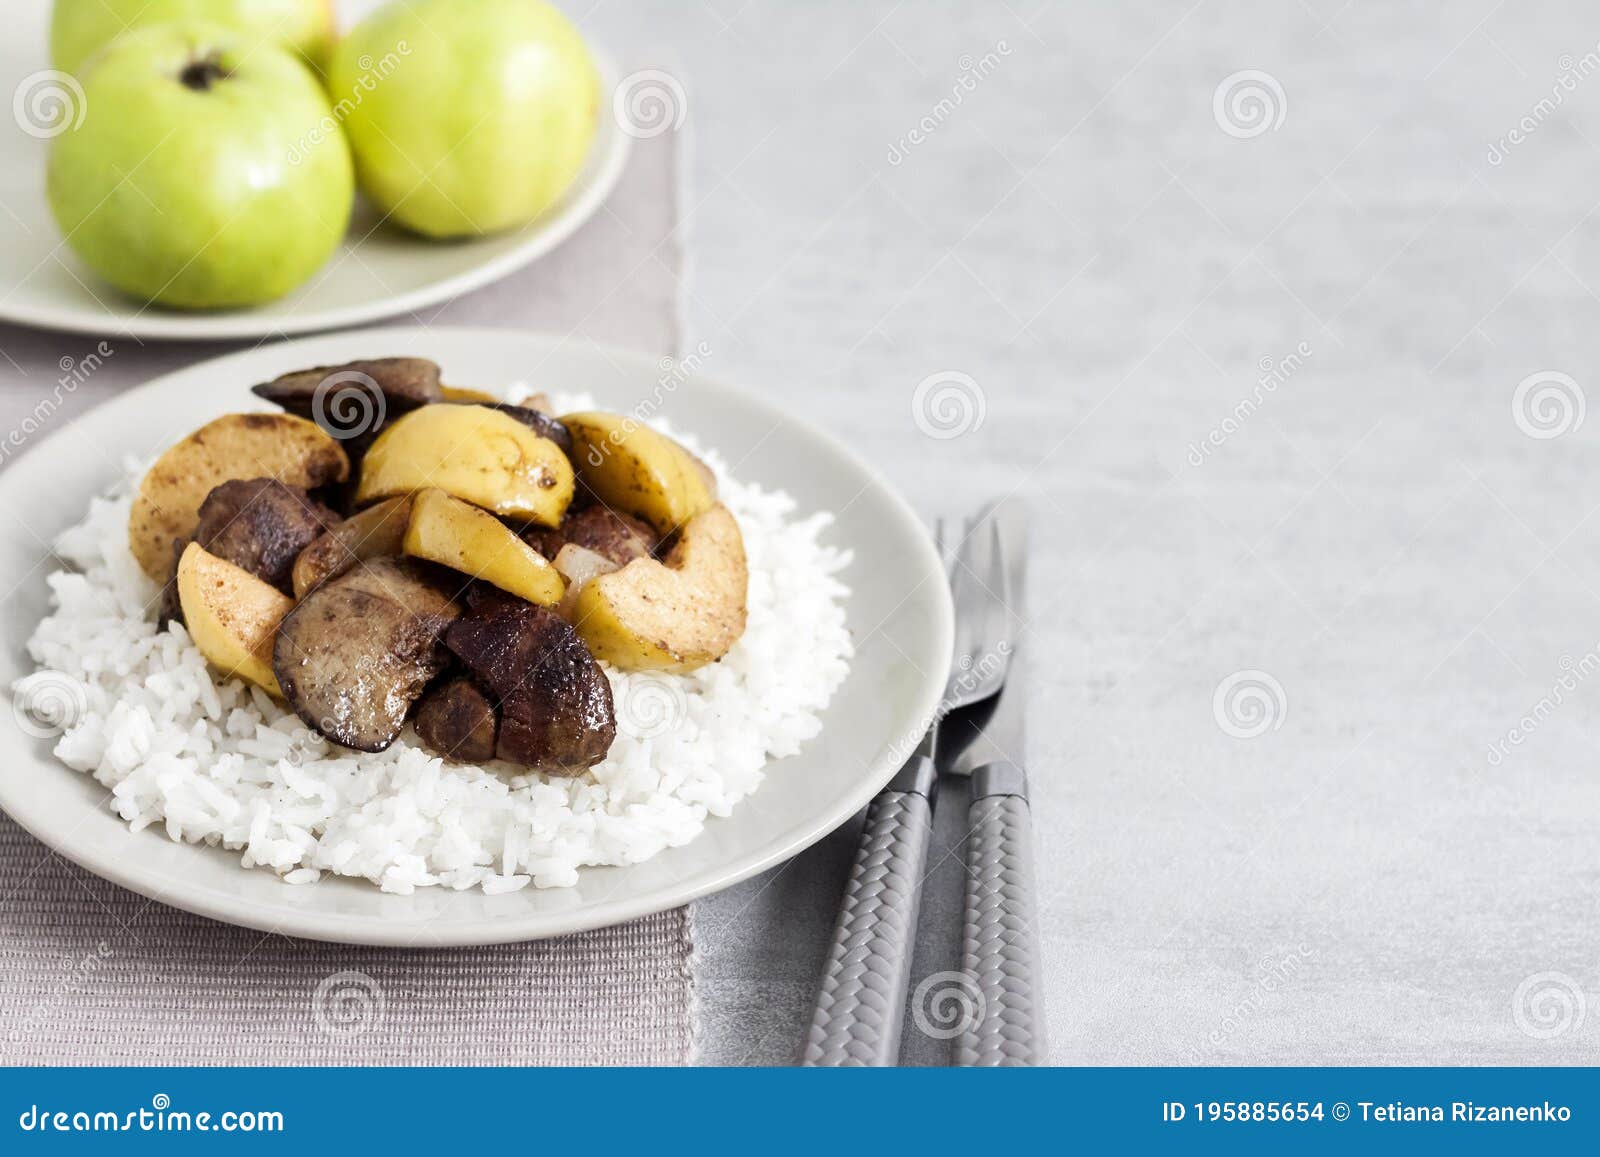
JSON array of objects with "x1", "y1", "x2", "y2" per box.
[
  {"x1": 273, "y1": 558, "x2": 461, "y2": 754},
  {"x1": 291, "y1": 494, "x2": 413, "y2": 598},
  {"x1": 353, "y1": 402, "x2": 573, "y2": 524},
  {"x1": 192, "y1": 478, "x2": 339, "y2": 595},
  {"x1": 127, "y1": 412, "x2": 349, "y2": 580},
  {"x1": 19, "y1": 373, "x2": 851, "y2": 893},
  {"x1": 127, "y1": 358, "x2": 757, "y2": 773},
  {"x1": 443, "y1": 588, "x2": 617, "y2": 774},
  {"x1": 175, "y1": 543, "x2": 293, "y2": 697}
]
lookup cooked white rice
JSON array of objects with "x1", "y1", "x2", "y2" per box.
[{"x1": 15, "y1": 394, "x2": 852, "y2": 894}]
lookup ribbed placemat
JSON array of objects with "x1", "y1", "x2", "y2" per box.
[{"x1": 0, "y1": 123, "x2": 697, "y2": 1066}]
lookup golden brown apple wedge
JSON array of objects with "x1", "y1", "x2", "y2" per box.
[
  {"x1": 402, "y1": 488, "x2": 565, "y2": 607},
  {"x1": 355, "y1": 404, "x2": 573, "y2": 526},
  {"x1": 175, "y1": 543, "x2": 293, "y2": 697},
  {"x1": 573, "y1": 504, "x2": 747, "y2": 671},
  {"x1": 438, "y1": 385, "x2": 499, "y2": 404},
  {"x1": 129, "y1": 413, "x2": 349, "y2": 580},
  {"x1": 291, "y1": 494, "x2": 413, "y2": 598},
  {"x1": 561, "y1": 411, "x2": 715, "y2": 535}
]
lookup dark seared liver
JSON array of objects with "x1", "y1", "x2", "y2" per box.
[
  {"x1": 273, "y1": 560, "x2": 460, "y2": 752},
  {"x1": 193, "y1": 478, "x2": 339, "y2": 594},
  {"x1": 520, "y1": 505, "x2": 657, "y2": 566},
  {"x1": 414, "y1": 677, "x2": 499, "y2": 764},
  {"x1": 250, "y1": 357, "x2": 443, "y2": 456},
  {"x1": 444, "y1": 589, "x2": 616, "y2": 774}
]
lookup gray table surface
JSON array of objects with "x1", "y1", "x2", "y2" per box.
[
  {"x1": 7, "y1": 0, "x2": 1600, "y2": 1066},
  {"x1": 580, "y1": 0, "x2": 1600, "y2": 1064}
]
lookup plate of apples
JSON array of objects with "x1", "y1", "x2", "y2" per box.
[{"x1": 1, "y1": 0, "x2": 632, "y2": 340}]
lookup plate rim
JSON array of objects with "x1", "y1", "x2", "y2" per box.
[
  {"x1": 0, "y1": 53, "x2": 633, "y2": 343},
  {"x1": 0, "y1": 326, "x2": 954, "y2": 945}
]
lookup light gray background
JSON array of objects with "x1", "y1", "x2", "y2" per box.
[
  {"x1": 575, "y1": 0, "x2": 1600, "y2": 1064},
  {"x1": 7, "y1": 0, "x2": 1600, "y2": 1066}
]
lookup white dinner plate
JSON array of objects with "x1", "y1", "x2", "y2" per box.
[
  {"x1": 0, "y1": 327, "x2": 953, "y2": 944},
  {"x1": 0, "y1": 22, "x2": 630, "y2": 341}
]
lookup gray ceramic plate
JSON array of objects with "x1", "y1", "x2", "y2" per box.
[{"x1": 0, "y1": 327, "x2": 952, "y2": 945}]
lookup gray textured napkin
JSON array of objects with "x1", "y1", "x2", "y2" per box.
[{"x1": 0, "y1": 130, "x2": 697, "y2": 1066}]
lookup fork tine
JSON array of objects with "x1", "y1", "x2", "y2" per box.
[
  {"x1": 948, "y1": 516, "x2": 982, "y2": 664},
  {"x1": 970, "y1": 510, "x2": 1003, "y2": 654},
  {"x1": 987, "y1": 512, "x2": 1011, "y2": 641},
  {"x1": 947, "y1": 506, "x2": 1000, "y2": 691}
]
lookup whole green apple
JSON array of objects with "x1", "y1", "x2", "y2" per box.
[
  {"x1": 329, "y1": 0, "x2": 599, "y2": 239},
  {"x1": 47, "y1": 24, "x2": 353, "y2": 310},
  {"x1": 51, "y1": 0, "x2": 335, "y2": 75}
]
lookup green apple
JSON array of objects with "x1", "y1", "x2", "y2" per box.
[
  {"x1": 51, "y1": 0, "x2": 335, "y2": 75},
  {"x1": 329, "y1": 0, "x2": 600, "y2": 239},
  {"x1": 47, "y1": 23, "x2": 353, "y2": 309}
]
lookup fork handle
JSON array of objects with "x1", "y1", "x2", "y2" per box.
[
  {"x1": 955, "y1": 762, "x2": 1046, "y2": 1065},
  {"x1": 801, "y1": 755, "x2": 936, "y2": 1066}
]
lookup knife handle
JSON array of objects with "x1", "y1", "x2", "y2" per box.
[
  {"x1": 801, "y1": 754, "x2": 936, "y2": 1066},
  {"x1": 954, "y1": 761, "x2": 1046, "y2": 1065}
]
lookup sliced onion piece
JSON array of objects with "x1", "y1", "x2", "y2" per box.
[{"x1": 553, "y1": 543, "x2": 620, "y2": 622}]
